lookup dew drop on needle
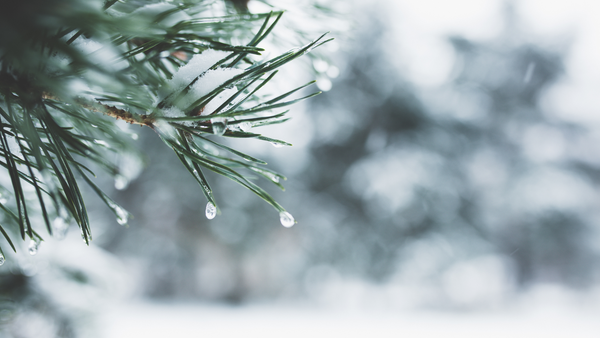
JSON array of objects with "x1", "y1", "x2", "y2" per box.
[
  {"x1": 279, "y1": 211, "x2": 295, "y2": 228},
  {"x1": 205, "y1": 202, "x2": 217, "y2": 220},
  {"x1": 28, "y1": 239, "x2": 39, "y2": 256}
]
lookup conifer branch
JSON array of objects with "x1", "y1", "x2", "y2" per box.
[
  {"x1": 0, "y1": 0, "x2": 329, "y2": 262},
  {"x1": 42, "y1": 93, "x2": 155, "y2": 127}
]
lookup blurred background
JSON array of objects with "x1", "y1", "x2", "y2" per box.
[{"x1": 2, "y1": 0, "x2": 600, "y2": 337}]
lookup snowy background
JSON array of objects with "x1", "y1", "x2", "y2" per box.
[{"x1": 3, "y1": 0, "x2": 600, "y2": 337}]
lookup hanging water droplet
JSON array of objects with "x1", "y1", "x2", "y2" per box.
[
  {"x1": 53, "y1": 217, "x2": 66, "y2": 229},
  {"x1": 270, "y1": 142, "x2": 285, "y2": 148},
  {"x1": 279, "y1": 211, "x2": 295, "y2": 228},
  {"x1": 0, "y1": 254, "x2": 5, "y2": 266},
  {"x1": 108, "y1": 200, "x2": 129, "y2": 226},
  {"x1": 52, "y1": 217, "x2": 69, "y2": 240},
  {"x1": 114, "y1": 174, "x2": 129, "y2": 190},
  {"x1": 271, "y1": 175, "x2": 280, "y2": 183},
  {"x1": 211, "y1": 118, "x2": 227, "y2": 136},
  {"x1": 239, "y1": 122, "x2": 252, "y2": 132},
  {"x1": 115, "y1": 206, "x2": 129, "y2": 226},
  {"x1": 205, "y1": 202, "x2": 217, "y2": 220},
  {"x1": 28, "y1": 239, "x2": 39, "y2": 256}
]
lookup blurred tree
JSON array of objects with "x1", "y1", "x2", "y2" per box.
[{"x1": 301, "y1": 7, "x2": 600, "y2": 291}]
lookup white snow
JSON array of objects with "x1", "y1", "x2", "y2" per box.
[
  {"x1": 99, "y1": 294, "x2": 600, "y2": 338},
  {"x1": 154, "y1": 120, "x2": 179, "y2": 140},
  {"x1": 162, "y1": 106, "x2": 185, "y2": 118},
  {"x1": 186, "y1": 68, "x2": 243, "y2": 109},
  {"x1": 164, "y1": 50, "x2": 243, "y2": 111},
  {"x1": 168, "y1": 50, "x2": 232, "y2": 91},
  {"x1": 201, "y1": 87, "x2": 238, "y2": 115}
]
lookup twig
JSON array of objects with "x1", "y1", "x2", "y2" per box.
[{"x1": 42, "y1": 93, "x2": 155, "y2": 127}]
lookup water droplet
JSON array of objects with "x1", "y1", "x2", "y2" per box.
[
  {"x1": 131, "y1": 133, "x2": 139, "y2": 140},
  {"x1": 91, "y1": 124, "x2": 98, "y2": 128},
  {"x1": 239, "y1": 122, "x2": 252, "y2": 132},
  {"x1": 205, "y1": 202, "x2": 217, "y2": 220},
  {"x1": 270, "y1": 142, "x2": 285, "y2": 148},
  {"x1": 52, "y1": 217, "x2": 69, "y2": 240},
  {"x1": 250, "y1": 168, "x2": 283, "y2": 183},
  {"x1": 115, "y1": 206, "x2": 129, "y2": 226},
  {"x1": 279, "y1": 211, "x2": 295, "y2": 228},
  {"x1": 108, "y1": 200, "x2": 130, "y2": 226},
  {"x1": 264, "y1": 171, "x2": 280, "y2": 183},
  {"x1": 0, "y1": 193, "x2": 7, "y2": 204},
  {"x1": 211, "y1": 118, "x2": 227, "y2": 136},
  {"x1": 53, "y1": 217, "x2": 66, "y2": 229},
  {"x1": 0, "y1": 254, "x2": 5, "y2": 266},
  {"x1": 28, "y1": 239, "x2": 39, "y2": 256},
  {"x1": 114, "y1": 174, "x2": 129, "y2": 190}
]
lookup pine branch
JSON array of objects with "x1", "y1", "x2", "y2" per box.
[
  {"x1": 0, "y1": 0, "x2": 330, "y2": 263},
  {"x1": 42, "y1": 93, "x2": 155, "y2": 127}
]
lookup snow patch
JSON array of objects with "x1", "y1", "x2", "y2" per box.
[
  {"x1": 186, "y1": 68, "x2": 242, "y2": 108},
  {"x1": 168, "y1": 50, "x2": 233, "y2": 91},
  {"x1": 199, "y1": 87, "x2": 238, "y2": 116},
  {"x1": 154, "y1": 120, "x2": 178, "y2": 140},
  {"x1": 163, "y1": 106, "x2": 185, "y2": 118},
  {"x1": 161, "y1": 49, "x2": 243, "y2": 112}
]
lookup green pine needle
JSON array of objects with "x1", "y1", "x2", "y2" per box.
[{"x1": 0, "y1": 0, "x2": 330, "y2": 260}]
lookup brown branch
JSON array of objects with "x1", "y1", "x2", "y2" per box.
[{"x1": 42, "y1": 93, "x2": 155, "y2": 127}]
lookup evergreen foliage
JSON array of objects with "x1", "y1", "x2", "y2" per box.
[
  {"x1": 0, "y1": 0, "x2": 330, "y2": 262},
  {"x1": 302, "y1": 11, "x2": 598, "y2": 288}
]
